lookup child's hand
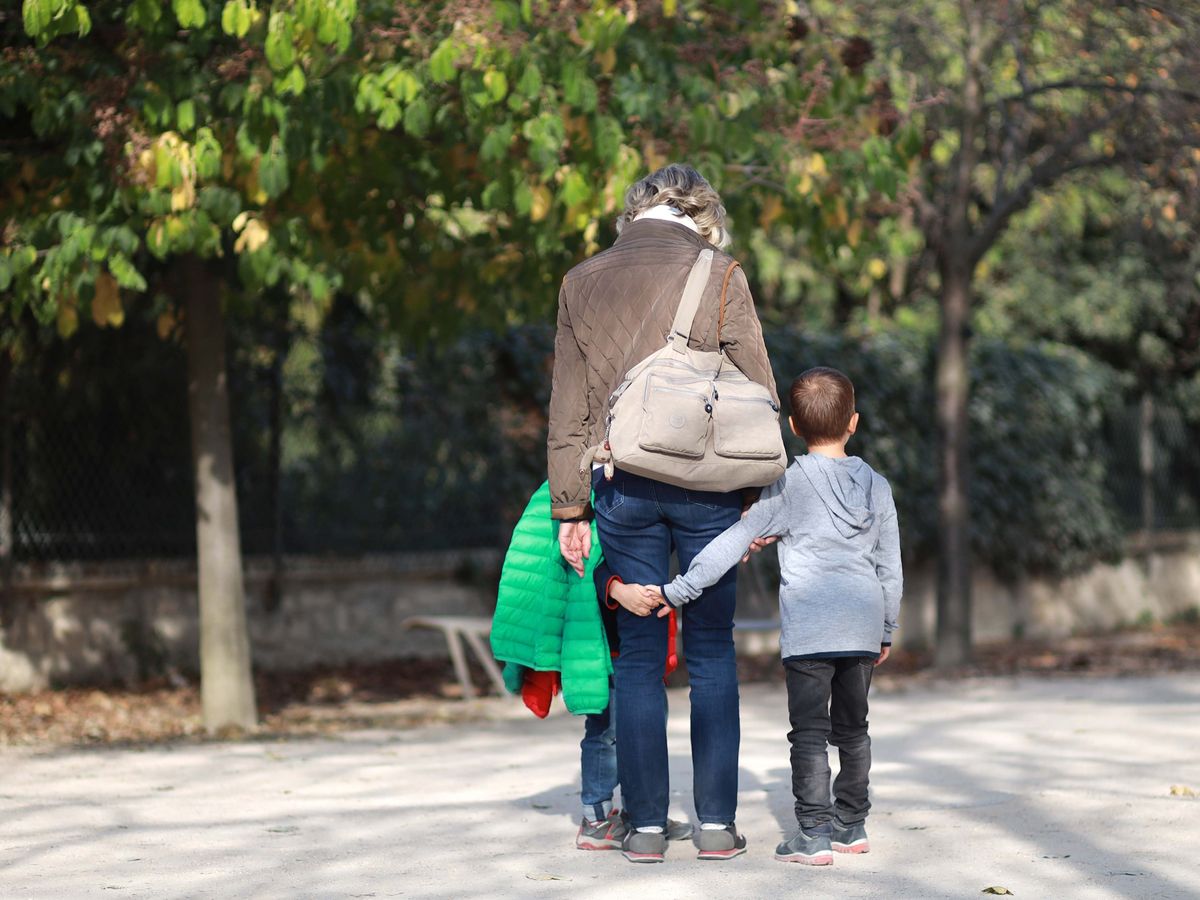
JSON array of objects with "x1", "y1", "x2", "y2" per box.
[
  {"x1": 874, "y1": 645, "x2": 890, "y2": 667},
  {"x1": 611, "y1": 581, "x2": 664, "y2": 617}
]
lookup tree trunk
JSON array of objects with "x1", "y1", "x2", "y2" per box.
[
  {"x1": 934, "y1": 259, "x2": 973, "y2": 667},
  {"x1": 1139, "y1": 391, "x2": 1155, "y2": 534},
  {"x1": 0, "y1": 348, "x2": 12, "y2": 629},
  {"x1": 182, "y1": 256, "x2": 258, "y2": 732}
]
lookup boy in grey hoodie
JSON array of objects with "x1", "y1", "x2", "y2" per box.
[{"x1": 640, "y1": 366, "x2": 902, "y2": 865}]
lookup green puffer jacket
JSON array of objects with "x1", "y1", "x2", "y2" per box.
[{"x1": 490, "y1": 481, "x2": 612, "y2": 715}]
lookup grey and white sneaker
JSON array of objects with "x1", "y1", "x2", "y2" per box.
[
  {"x1": 575, "y1": 810, "x2": 628, "y2": 850},
  {"x1": 622, "y1": 829, "x2": 667, "y2": 864},
  {"x1": 665, "y1": 818, "x2": 694, "y2": 842},
  {"x1": 696, "y1": 823, "x2": 748, "y2": 860},
  {"x1": 775, "y1": 828, "x2": 834, "y2": 865},
  {"x1": 831, "y1": 819, "x2": 870, "y2": 853}
]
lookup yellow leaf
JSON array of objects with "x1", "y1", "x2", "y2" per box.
[
  {"x1": 530, "y1": 185, "x2": 552, "y2": 223},
  {"x1": 92, "y1": 272, "x2": 124, "y2": 327},
  {"x1": 597, "y1": 47, "x2": 616, "y2": 74},
  {"x1": 796, "y1": 173, "x2": 813, "y2": 197},
  {"x1": 867, "y1": 257, "x2": 887, "y2": 279},
  {"x1": 981, "y1": 888, "x2": 1014, "y2": 896},
  {"x1": 156, "y1": 311, "x2": 177, "y2": 340},
  {"x1": 833, "y1": 197, "x2": 849, "y2": 229},
  {"x1": 663, "y1": 0, "x2": 677, "y2": 16},
  {"x1": 232, "y1": 211, "x2": 251, "y2": 232},
  {"x1": 234, "y1": 218, "x2": 270, "y2": 253},
  {"x1": 57, "y1": 298, "x2": 79, "y2": 338},
  {"x1": 170, "y1": 179, "x2": 196, "y2": 212},
  {"x1": 846, "y1": 219, "x2": 862, "y2": 248},
  {"x1": 759, "y1": 195, "x2": 784, "y2": 229},
  {"x1": 806, "y1": 153, "x2": 827, "y2": 177},
  {"x1": 1169, "y1": 784, "x2": 1196, "y2": 797}
]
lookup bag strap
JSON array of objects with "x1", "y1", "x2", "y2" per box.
[
  {"x1": 718, "y1": 260, "x2": 740, "y2": 343},
  {"x1": 668, "y1": 249, "x2": 715, "y2": 346}
]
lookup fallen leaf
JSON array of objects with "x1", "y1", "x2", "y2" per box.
[
  {"x1": 526, "y1": 874, "x2": 567, "y2": 881},
  {"x1": 1169, "y1": 784, "x2": 1195, "y2": 798},
  {"x1": 530, "y1": 802, "x2": 551, "y2": 809},
  {"x1": 982, "y1": 888, "x2": 1014, "y2": 896},
  {"x1": 267, "y1": 825, "x2": 300, "y2": 834}
]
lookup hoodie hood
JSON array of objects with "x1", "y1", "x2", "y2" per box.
[{"x1": 797, "y1": 454, "x2": 876, "y2": 537}]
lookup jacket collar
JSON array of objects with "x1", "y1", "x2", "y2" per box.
[{"x1": 613, "y1": 217, "x2": 718, "y2": 251}]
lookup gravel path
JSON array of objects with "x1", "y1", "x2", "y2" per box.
[{"x1": 1, "y1": 674, "x2": 1197, "y2": 899}]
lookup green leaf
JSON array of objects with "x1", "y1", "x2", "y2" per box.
[
  {"x1": 403, "y1": 98, "x2": 431, "y2": 137},
  {"x1": 108, "y1": 253, "x2": 148, "y2": 292},
  {"x1": 258, "y1": 136, "x2": 289, "y2": 198},
  {"x1": 480, "y1": 123, "x2": 513, "y2": 162},
  {"x1": 516, "y1": 61, "x2": 543, "y2": 99},
  {"x1": 0, "y1": 255, "x2": 11, "y2": 292},
  {"x1": 265, "y1": 12, "x2": 296, "y2": 71},
  {"x1": 176, "y1": 100, "x2": 196, "y2": 132},
  {"x1": 483, "y1": 69, "x2": 509, "y2": 103},
  {"x1": 429, "y1": 39, "x2": 459, "y2": 83},
  {"x1": 22, "y1": 0, "x2": 50, "y2": 37},
  {"x1": 173, "y1": 0, "x2": 207, "y2": 29},
  {"x1": 194, "y1": 127, "x2": 222, "y2": 179}
]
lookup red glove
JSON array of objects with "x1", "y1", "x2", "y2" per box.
[
  {"x1": 664, "y1": 608, "x2": 679, "y2": 678},
  {"x1": 521, "y1": 669, "x2": 561, "y2": 719}
]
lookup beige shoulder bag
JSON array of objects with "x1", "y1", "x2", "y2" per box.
[{"x1": 581, "y1": 249, "x2": 787, "y2": 493}]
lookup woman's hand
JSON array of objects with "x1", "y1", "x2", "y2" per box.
[
  {"x1": 558, "y1": 521, "x2": 591, "y2": 577},
  {"x1": 610, "y1": 581, "x2": 664, "y2": 617}
]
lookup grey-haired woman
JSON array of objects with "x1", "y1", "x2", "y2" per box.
[{"x1": 547, "y1": 164, "x2": 778, "y2": 862}]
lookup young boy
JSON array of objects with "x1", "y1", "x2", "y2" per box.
[{"x1": 642, "y1": 366, "x2": 902, "y2": 865}]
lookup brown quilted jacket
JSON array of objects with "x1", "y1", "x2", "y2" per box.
[{"x1": 547, "y1": 218, "x2": 779, "y2": 519}]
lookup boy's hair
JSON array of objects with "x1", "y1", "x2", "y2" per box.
[{"x1": 789, "y1": 367, "x2": 856, "y2": 444}]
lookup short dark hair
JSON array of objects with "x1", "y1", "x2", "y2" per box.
[{"x1": 789, "y1": 367, "x2": 856, "y2": 444}]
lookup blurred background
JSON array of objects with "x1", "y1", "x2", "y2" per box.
[{"x1": 1, "y1": 1, "x2": 1198, "y2": 733}]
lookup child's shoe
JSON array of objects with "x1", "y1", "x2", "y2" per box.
[
  {"x1": 575, "y1": 810, "x2": 628, "y2": 850},
  {"x1": 695, "y1": 823, "x2": 748, "y2": 860},
  {"x1": 831, "y1": 819, "x2": 870, "y2": 853},
  {"x1": 774, "y1": 827, "x2": 834, "y2": 865}
]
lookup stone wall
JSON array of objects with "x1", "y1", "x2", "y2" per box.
[
  {"x1": 2, "y1": 534, "x2": 1197, "y2": 692},
  {"x1": 0, "y1": 550, "x2": 500, "y2": 693}
]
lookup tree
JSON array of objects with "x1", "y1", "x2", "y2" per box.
[
  {"x1": 3, "y1": 0, "x2": 358, "y2": 728},
  {"x1": 2, "y1": 1, "x2": 918, "y2": 707},
  {"x1": 832, "y1": 0, "x2": 1200, "y2": 664}
]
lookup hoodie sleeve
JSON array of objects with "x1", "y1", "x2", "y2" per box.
[
  {"x1": 874, "y1": 484, "x2": 903, "y2": 643},
  {"x1": 662, "y1": 474, "x2": 792, "y2": 608}
]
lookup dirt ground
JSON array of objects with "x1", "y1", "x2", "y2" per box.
[{"x1": 3, "y1": 622, "x2": 1199, "y2": 747}]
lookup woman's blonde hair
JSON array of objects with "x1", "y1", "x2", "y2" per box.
[{"x1": 615, "y1": 164, "x2": 730, "y2": 248}]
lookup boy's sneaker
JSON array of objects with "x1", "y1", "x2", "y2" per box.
[
  {"x1": 831, "y1": 819, "x2": 870, "y2": 854},
  {"x1": 575, "y1": 810, "x2": 628, "y2": 851},
  {"x1": 622, "y1": 829, "x2": 667, "y2": 864},
  {"x1": 695, "y1": 823, "x2": 748, "y2": 861},
  {"x1": 665, "y1": 818, "x2": 695, "y2": 842},
  {"x1": 774, "y1": 828, "x2": 834, "y2": 865}
]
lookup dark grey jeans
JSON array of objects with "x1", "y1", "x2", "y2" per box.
[{"x1": 783, "y1": 656, "x2": 874, "y2": 829}]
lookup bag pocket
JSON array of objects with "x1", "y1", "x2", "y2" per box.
[
  {"x1": 637, "y1": 376, "x2": 712, "y2": 459},
  {"x1": 712, "y1": 382, "x2": 783, "y2": 459}
]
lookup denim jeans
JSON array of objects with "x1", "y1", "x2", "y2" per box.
[
  {"x1": 784, "y1": 656, "x2": 874, "y2": 829},
  {"x1": 580, "y1": 687, "x2": 618, "y2": 821},
  {"x1": 592, "y1": 466, "x2": 742, "y2": 829}
]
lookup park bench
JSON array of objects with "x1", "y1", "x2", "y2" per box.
[{"x1": 401, "y1": 615, "x2": 508, "y2": 700}]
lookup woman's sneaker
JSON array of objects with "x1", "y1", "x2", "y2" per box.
[
  {"x1": 696, "y1": 823, "x2": 748, "y2": 860},
  {"x1": 774, "y1": 828, "x2": 834, "y2": 865},
  {"x1": 575, "y1": 810, "x2": 628, "y2": 850},
  {"x1": 831, "y1": 819, "x2": 870, "y2": 853},
  {"x1": 622, "y1": 829, "x2": 667, "y2": 863}
]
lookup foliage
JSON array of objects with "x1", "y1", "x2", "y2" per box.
[{"x1": 2, "y1": 1, "x2": 919, "y2": 343}]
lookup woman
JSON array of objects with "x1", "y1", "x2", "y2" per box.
[{"x1": 546, "y1": 164, "x2": 778, "y2": 863}]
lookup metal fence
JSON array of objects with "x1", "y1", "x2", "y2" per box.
[{"x1": 2, "y1": 311, "x2": 1197, "y2": 571}]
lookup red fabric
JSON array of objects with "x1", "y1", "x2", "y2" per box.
[
  {"x1": 664, "y1": 608, "x2": 679, "y2": 677},
  {"x1": 604, "y1": 575, "x2": 622, "y2": 610},
  {"x1": 521, "y1": 670, "x2": 561, "y2": 718}
]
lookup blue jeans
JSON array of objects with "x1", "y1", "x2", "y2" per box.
[
  {"x1": 580, "y1": 688, "x2": 618, "y2": 821},
  {"x1": 592, "y1": 467, "x2": 742, "y2": 829}
]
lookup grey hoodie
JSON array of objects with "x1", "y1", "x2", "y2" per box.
[{"x1": 663, "y1": 454, "x2": 902, "y2": 658}]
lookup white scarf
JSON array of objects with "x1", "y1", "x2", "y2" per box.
[{"x1": 632, "y1": 204, "x2": 701, "y2": 234}]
